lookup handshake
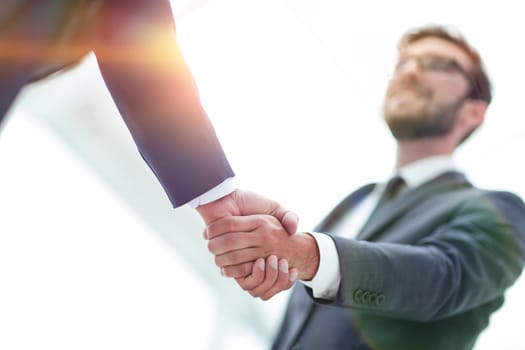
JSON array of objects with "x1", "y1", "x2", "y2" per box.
[{"x1": 196, "y1": 189, "x2": 320, "y2": 300}]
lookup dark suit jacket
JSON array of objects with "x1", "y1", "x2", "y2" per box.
[
  {"x1": 0, "y1": 0, "x2": 234, "y2": 207},
  {"x1": 273, "y1": 172, "x2": 525, "y2": 350}
]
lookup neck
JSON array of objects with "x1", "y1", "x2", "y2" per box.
[{"x1": 395, "y1": 137, "x2": 455, "y2": 169}]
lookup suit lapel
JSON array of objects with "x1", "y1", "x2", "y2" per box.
[
  {"x1": 274, "y1": 285, "x2": 315, "y2": 349},
  {"x1": 276, "y1": 184, "x2": 376, "y2": 349},
  {"x1": 358, "y1": 171, "x2": 470, "y2": 241},
  {"x1": 314, "y1": 183, "x2": 376, "y2": 232}
]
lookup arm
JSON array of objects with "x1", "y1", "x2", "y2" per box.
[
  {"x1": 208, "y1": 191, "x2": 525, "y2": 314},
  {"x1": 92, "y1": 0, "x2": 233, "y2": 207},
  {"x1": 329, "y1": 191, "x2": 525, "y2": 321},
  {"x1": 91, "y1": 2, "x2": 301, "y2": 238}
]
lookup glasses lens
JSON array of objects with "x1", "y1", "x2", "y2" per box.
[
  {"x1": 394, "y1": 55, "x2": 481, "y2": 99},
  {"x1": 420, "y1": 56, "x2": 458, "y2": 72}
]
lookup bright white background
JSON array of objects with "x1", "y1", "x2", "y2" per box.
[{"x1": 1, "y1": 0, "x2": 524, "y2": 349}]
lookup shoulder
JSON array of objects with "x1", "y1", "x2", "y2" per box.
[
  {"x1": 460, "y1": 187, "x2": 525, "y2": 215},
  {"x1": 454, "y1": 187, "x2": 525, "y2": 247}
]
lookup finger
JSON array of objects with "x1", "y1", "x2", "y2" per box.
[
  {"x1": 221, "y1": 261, "x2": 254, "y2": 278},
  {"x1": 234, "y1": 190, "x2": 298, "y2": 235},
  {"x1": 261, "y1": 258, "x2": 289, "y2": 300},
  {"x1": 215, "y1": 247, "x2": 264, "y2": 267},
  {"x1": 261, "y1": 264, "x2": 297, "y2": 300},
  {"x1": 208, "y1": 231, "x2": 261, "y2": 256},
  {"x1": 248, "y1": 255, "x2": 279, "y2": 298},
  {"x1": 281, "y1": 210, "x2": 299, "y2": 235},
  {"x1": 206, "y1": 215, "x2": 266, "y2": 239},
  {"x1": 234, "y1": 258, "x2": 265, "y2": 290}
]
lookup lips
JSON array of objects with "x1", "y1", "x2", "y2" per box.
[{"x1": 388, "y1": 83, "x2": 429, "y2": 99}]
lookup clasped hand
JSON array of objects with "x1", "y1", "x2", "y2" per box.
[
  {"x1": 197, "y1": 189, "x2": 319, "y2": 300},
  {"x1": 204, "y1": 215, "x2": 319, "y2": 300}
]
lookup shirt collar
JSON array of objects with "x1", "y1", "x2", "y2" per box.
[{"x1": 393, "y1": 155, "x2": 459, "y2": 189}]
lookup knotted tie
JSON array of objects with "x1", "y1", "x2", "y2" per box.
[
  {"x1": 378, "y1": 176, "x2": 406, "y2": 205},
  {"x1": 361, "y1": 176, "x2": 406, "y2": 232},
  {"x1": 371, "y1": 175, "x2": 406, "y2": 216}
]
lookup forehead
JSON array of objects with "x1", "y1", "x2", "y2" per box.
[{"x1": 399, "y1": 37, "x2": 473, "y2": 69}]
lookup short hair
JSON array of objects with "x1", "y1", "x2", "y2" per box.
[{"x1": 398, "y1": 25, "x2": 492, "y2": 104}]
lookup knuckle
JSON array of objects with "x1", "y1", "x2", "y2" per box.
[
  {"x1": 242, "y1": 263, "x2": 252, "y2": 275},
  {"x1": 260, "y1": 230, "x2": 273, "y2": 243},
  {"x1": 207, "y1": 240, "x2": 216, "y2": 254},
  {"x1": 214, "y1": 255, "x2": 223, "y2": 267},
  {"x1": 229, "y1": 250, "x2": 240, "y2": 263},
  {"x1": 257, "y1": 215, "x2": 275, "y2": 228},
  {"x1": 224, "y1": 216, "x2": 238, "y2": 232},
  {"x1": 225, "y1": 218, "x2": 236, "y2": 232},
  {"x1": 222, "y1": 235, "x2": 235, "y2": 251},
  {"x1": 253, "y1": 216, "x2": 265, "y2": 228},
  {"x1": 223, "y1": 267, "x2": 237, "y2": 278},
  {"x1": 246, "y1": 281, "x2": 260, "y2": 291},
  {"x1": 205, "y1": 224, "x2": 216, "y2": 238},
  {"x1": 237, "y1": 279, "x2": 250, "y2": 290}
]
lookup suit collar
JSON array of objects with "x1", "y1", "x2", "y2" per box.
[
  {"x1": 314, "y1": 183, "x2": 376, "y2": 232},
  {"x1": 358, "y1": 171, "x2": 471, "y2": 241},
  {"x1": 397, "y1": 155, "x2": 458, "y2": 189}
]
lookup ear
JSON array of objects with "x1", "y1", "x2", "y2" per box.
[{"x1": 457, "y1": 99, "x2": 488, "y2": 133}]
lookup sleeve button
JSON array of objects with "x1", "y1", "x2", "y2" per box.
[{"x1": 353, "y1": 289, "x2": 363, "y2": 304}]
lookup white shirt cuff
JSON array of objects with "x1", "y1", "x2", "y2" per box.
[
  {"x1": 300, "y1": 232, "x2": 341, "y2": 299},
  {"x1": 186, "y1": 178, "x2": 236, "y2": 208}
]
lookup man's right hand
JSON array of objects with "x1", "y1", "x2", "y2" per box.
[{"x1": 205, "y1": 214, "x2": 320, "y2": 300}]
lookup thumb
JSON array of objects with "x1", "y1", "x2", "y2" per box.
[
  {"x1": 273, "y1": 206, "x2": 299, "y2": 235},
  {"x1": 235, "y1": 189, "x2": 299, "y2": 234}
]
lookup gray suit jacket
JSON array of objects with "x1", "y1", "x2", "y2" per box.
[
  {"x1": 273, "y1": 172, "x2": 525, "y2": 350},
  {"x1": 0, "y1": 0, "x2": 234, "y2": 207}
]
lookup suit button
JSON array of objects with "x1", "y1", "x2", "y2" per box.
[
  {"x1": 369, "y1": 292, "x2": 377, "y2": 305},
  {"x1": 362, "y1": 291, "x2": 370, "y2": 304},
  {"x1": 353, "y1": 289, "x2": 363, "y2": 304},
  {"x1": 376, "y1": 293, "x2": 385, "y2": 305}
]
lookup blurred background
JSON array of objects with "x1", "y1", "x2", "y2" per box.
[{"x1": 1, "y1": 0, "x2": 524, "y2": 349}]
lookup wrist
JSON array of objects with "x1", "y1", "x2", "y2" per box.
[
  {"x1": 196, "y1": 190, "x2": 238, "y2": 225},
  {"x1": 292, "y1": 232, "x2": 320, "y2": 281}
]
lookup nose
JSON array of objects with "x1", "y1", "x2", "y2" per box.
[{"x1": 395, "y1": 57, "x2": 421, "y2": 76}]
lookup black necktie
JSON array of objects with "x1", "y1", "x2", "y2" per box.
[
  {"x1": 358, "y1": 176, "x2": 406, "y2": 239},
  {"x1": 374, "y1": 175, "x2": 406, "y2": 211},
  {"x1": 370, "y1": 175, "x2": 406, "y2": 217}
]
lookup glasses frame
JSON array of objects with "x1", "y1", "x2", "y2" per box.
[{"x1": 394, "y1": 54, "x2": 482, "y2": 100}]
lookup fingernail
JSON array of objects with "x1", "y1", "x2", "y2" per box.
[
  {"x1": 279, "y1": 259, "x2": 289, "y2": 274},
  {"x1": 220, "y1": 267, "x2": 226, "y2": 277},
  {"x1": 203, "y1": 228, "x2": 208, "y2": 239},
  {"x1": 289, "y1": 269, "x2": 298, "y2": 282},
  {"x1": 269, "y1": 256, "x2": 278, "y2": 270},
  {"x1": 256, "y1": 258, "x2": 265, "y2": 272}
]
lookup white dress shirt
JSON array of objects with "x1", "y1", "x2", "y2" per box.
[
  {"x1": 302, "y1": 156, "x2": 460, "y2": 298},
  {"x1": 186, "y1": 177, "x2": 236, "y2": 208}
]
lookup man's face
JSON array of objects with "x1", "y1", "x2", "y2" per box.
[{"x1": 383, "y1": 37, "x2": 475, "y2": 140}]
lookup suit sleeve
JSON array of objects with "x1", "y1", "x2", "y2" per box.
[
  {"x1": 92, "y1": 0, "x2": 234, "y2": 207},
  {"x1": 326, "y1": 191, "x2": 525, "y2": 322}
]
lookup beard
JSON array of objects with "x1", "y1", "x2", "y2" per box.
[{"x1": 383, "y1": 83, "x2": 465, "y2": 140}]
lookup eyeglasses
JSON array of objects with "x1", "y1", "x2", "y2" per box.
[{"x1": 394, "y1": 55, "x2": 481, "y2": 99}]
